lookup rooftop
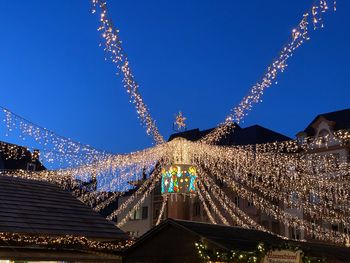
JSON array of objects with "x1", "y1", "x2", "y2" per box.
[
  {"x1": 0, "y1": 175, "x2": 128, "y2": 241},
  {"x1": 168, "y1": 124, "x2": 291, "y2": 146},
  {"x1": 303, "y1": 108, "x2": 350, "y2": 136}
]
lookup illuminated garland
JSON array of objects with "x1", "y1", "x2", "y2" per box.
[
  {"x1": 156, "y1": 195, "x2": 168, "y2": 226},
  {"x1": 1, "y1": 134, "x2": 349, "y2": 245},
  {"x1": 116, "y1": 171, "x2": 162, "y2": 227},
  {"x1": 0, "y1": 1, "x2": 345, "y2": 250},
  {"x1": 2, "y1": 107, "x2": 108, "y2": 166},
  {"x1": 197, "y1": 186, "x2": 217, "y2": 224},
  {"x1": 198, "y1": 166, "x2": 263, "y2": 231},
  {"x1": 202, "y1": 0, "x2": 336, "y2": 144},
  {"x1": 198, "y1": 180, "x2": 229, "y2": 225},
  {"x1": 203, "y1": 164, "x2": 349, "y2": 245},
  {"x1": 195, "y1": 241, "x2": 327, "y2": 263},
  {"x1": 91, "y1": 0, "x2": 164, "y2": 144},
  {"x1": 0, "y1": 232, "x2": 133, "y2": 252},
  {"x1": 196, "y1": 149, "x2": 350, "y2": 225},
  {"x1": 238, "y1": 130, "x2": 350, "y2": 153},
  {"x1": 106, "y1": 172, "x2": 156, "y2": 220},
  {"x1": 188, "y1": 138, "x2": 350, "y2": 208}
]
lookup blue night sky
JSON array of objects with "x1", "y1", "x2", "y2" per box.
[{"x1": 0, "y1": 1, "x2": 349, "y2": 154}]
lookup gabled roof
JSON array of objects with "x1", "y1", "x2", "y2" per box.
[
  {"x1": 303, "y1": 108, "x2": 350, "y2": 136},
  {"x1": 167, "y1": 219, "x2": 282, "y2": 250},
  {"x1": 0, "y1": 140, "x2": 45, "y2": 171},
  {"x1": 128, "y1": 218, "x2": 282, "y2": 252},
  {"x1": 0, "y1": 175, "x2": 128, "y2": 241},
  {"x1": 126, "y1": 219, "x2": 350, "y2": 261},
  {"x1": 168, "y1": 124, "x2": 291, "y2": 146}
]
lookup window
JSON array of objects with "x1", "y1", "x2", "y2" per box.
[
  {"x1": 234, "y1": 196, "x2": 240, "y2": 207},
  {"x1": 128, "y1": 231, "x2": 139, "y2": 238},
  {"x1": 130, "y1": 209, "x2": 141, "y2": 220},
  {"x1": 142, "y1": 206, "x2": 148, "y2": 219},
  {"x1": 331, "y1": 224, "x2": 339, "y2": 232},
  {"x1": 27, "y1": 163, "x2": 36, "y2": 171},
  {"x1": 291, "y1": 226, "x2": 301, "y2": 240},
  {"x1": 291, "y1": 192, "x2": 298, "y2": 204},
  {"x1": 153, "y1": 203, "x2": 161, "y2": 219},
  {"x1": 193, "y1": 202, "x2": 201, "y2": 216},
  {"x1": 309, "y1": 192, "x2": 320, "y2": 204},
  {"x1": 247, "y1": 199, "x2": 254, "y2": 207}
]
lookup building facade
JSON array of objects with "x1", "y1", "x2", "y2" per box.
[{"x1": 288, "y1": 108, "x2": 350, "y2": 241}]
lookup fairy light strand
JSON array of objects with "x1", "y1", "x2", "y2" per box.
[
  {"x1": 201, "y1": 0, "x2": 335, "y2": 144},
  {"x1": 91, "y1": 0, "x2": 164, "y2": 144}
]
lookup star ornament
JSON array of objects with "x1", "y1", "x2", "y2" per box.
[{"x1": 174, "y1": 111, "x2": 187, "y2": 131}]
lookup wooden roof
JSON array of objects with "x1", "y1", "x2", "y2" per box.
[
  {"x1": 0, "y1": 247, "x2": 122, "y2": 262},
  {"x1": 0, "y1": 175, "x2": 128, "y2": 241},
  {"x1": 126, "y1": 219, "x2": 350, "y2": 262}
]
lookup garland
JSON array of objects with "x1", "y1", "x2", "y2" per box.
[
  {"x1": 195, "y1": 241, "x2": 327, "y2": 263},
  {"x1": 91, "y1": 0, "x2": 165, "y2": 144},
  {"x1": 202, "y1": 0, "x2": 336, "y2": 144},
  {"x1": 0, "y1": 232, "x2": 133, "y2": 253}
]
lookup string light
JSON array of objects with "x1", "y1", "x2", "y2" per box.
[
  {"x1": 0, "y1": 232, "x2": 133, "y2": 252},
  {"x1": 198, "y1": 180, "x2": 229, "y2": 225},
  {"x1": 197, "y1": 185, "x2": 217, "y2": 225},
  {"x1": 116, "y1": 171, "x2": 162, "y2": 227},
  {"x1": 0, "y1": 1, "x2": 345, "y2": 248},
  {"x1": 2, "y1": 107, "x2": 108, "y2": 167},
  {"x1": 156, "y1": 195, "x2": 168, "y2": 226},
  {"x1": 91, "y1": 0, "x2": 164, "y2": 144},
  {"x1": 201, "y1": 0, "x2": 335, "y2": 144}
]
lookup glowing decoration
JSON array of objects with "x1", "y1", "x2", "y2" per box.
[
  {"x1": 1, "y1": 106, "x2": 108, "y2": 166},
  {"x1": 0, "y1": 232, "x2": 132, "y2": 252},
  {"x1": 202, "y1": 0, "x2": 336, "y2": 144},
  {"x1": 174, "y1": 111, "x2": 187, "y2": 131},
  {"x1": 161, "y1": 164, "x2": 198, "y2": 194},
  {"x1": 156, "y1": 195, "x2": 168, "y2": 226},
  {"x1": 91, "y1": 0, "x2": 164, "y2": 144},
  {"x1": 0, "y1": 0, "x2": 346, "y2": 248}
]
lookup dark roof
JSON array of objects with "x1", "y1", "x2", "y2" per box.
[
  {"x1": 0, "y1": 140, "x2": 45, "y2": 171},
  {"x1": 303, "y1": 108, "x2": 350, "y2": 136},
  {"x1": 128, "y1": 219, "x2": 350, "y2": 261},
  {"x1": 0, "y1": 175, "x2": 128, "y2": 241},
  {"x1": 169, "y1": 219, "x2": 282, "y2": 251},
  {"x1": 168, "y1": 124, "x2": 291, "y2": 146},
  {"x1": 0, "y1": 247, "x2": 121, "y2": 262}
]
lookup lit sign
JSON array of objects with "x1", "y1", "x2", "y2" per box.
[
  {"x1": 263, "y1": 250, "x2": 301, "y2": 263},
  {"x1": 161, "y1": 165, "x2": 198, "y2": 194}
]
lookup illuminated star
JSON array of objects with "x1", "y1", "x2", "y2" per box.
[{"x1": 174, "y1": 111, "x2": 187, "y2": 130}]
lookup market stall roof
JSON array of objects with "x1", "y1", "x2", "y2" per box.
[
  {"x1": 125, "y1": 219, "x2": 350, "y2": 263},
  {"x1": 0, "y1": 175, "x2": 128, "y2": 241}
]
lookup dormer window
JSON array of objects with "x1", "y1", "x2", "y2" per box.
[
  {"x1": 27, "y1": 163, "x2": 36, "y2": 171},
  {"x1": 318, "y1": 129, "x2": 329, "y2": 144},
  {"x1": 318, "y1": 129, "x2": 329, "y2": 138}
]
